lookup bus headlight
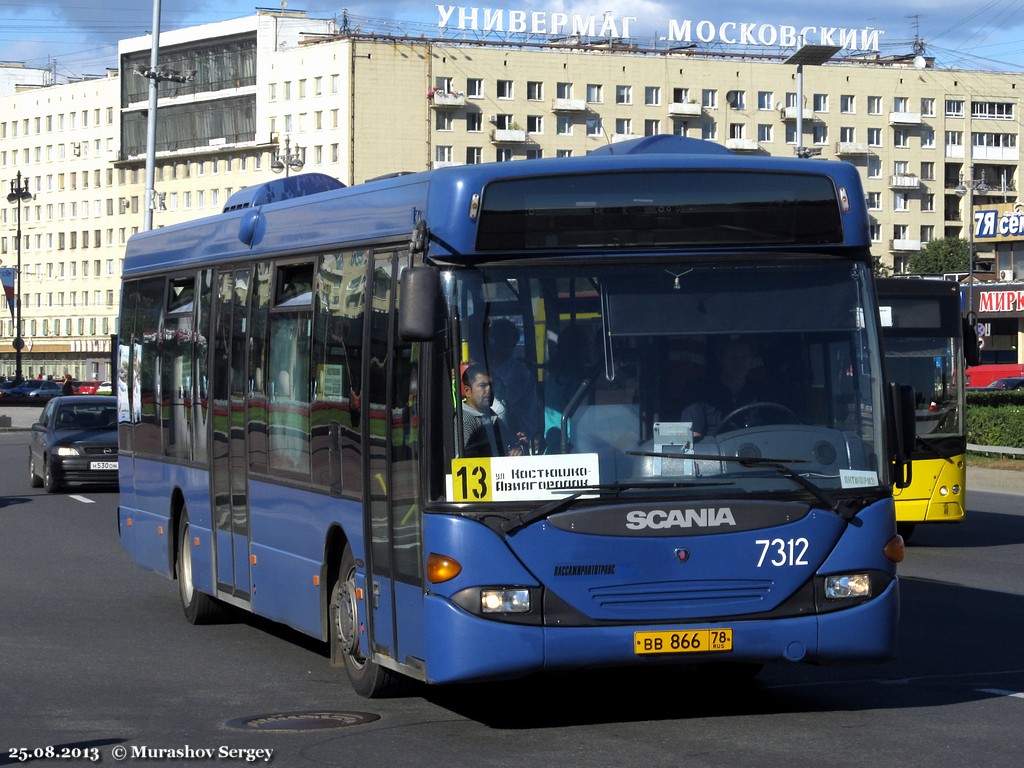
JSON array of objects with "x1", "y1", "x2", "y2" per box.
[
  {"x1": 480, "y1": 588, "x2": 531, "y2": 614},
  {"x1": 824, "y1": 573, "x2": 872, "y2": 600}
]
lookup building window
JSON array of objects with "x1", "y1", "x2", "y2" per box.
[
  {"x1": 894, "y1": 192, "x2": 909, "y2": 211},
  {"x1": 757, "y1": 91, "x2": 774, "y2": 110},
  {"x1": 586, "y1": 83, "x2": 603, "y2": 103},
  {"x1": 435, "y1": 146, "x2": 453, "y2": 165},
  {"x1": 644, "y1": 119, "x2": 660, "y2": 136},
  {"x1": 615, "y1": 118, "x2": 632, "y2": 136},
  {"x1": 585, "y1": 117, "x2": 602, "y2": 136},
  {"x1": 466, "y1": 113, "x2": 482, "y2": 132},
  {"x1": 467, "y1": 78, "x2": 483, "y2": 98},
  {"x1": 867, "y1": 156, "x2": 882, "y2": 178},
  {"x1": 758, "y1": 124, "x2": 773, "y2": 142},
  {"x1": 527, "y1": 81, "x2": 543, "y2": 100},
  {"x1": 497, "y1": 80, "x2": 514, "y2": 99},
  {"x1": 813, "y1": 93, "x2": 828, "y2": 112},
  {"x1": 557, "y1": 82, "x2": 573, "y2": 98},
  {"x1": 466, "y1": 147, "x2": 482, "y2": 164},
  {"x1": 435, "y1": 112, "x2": 453, "y2": 131},
  {"x1": 920, "y1": 161, "x2": 935, "y2": 180},
  {"x1": 921, "y1": 97, "x2": 935, "y2": 117},
  {"x1": 616, "y1": 85, "x2": 632, "y2": 104},
  {"x1": 840, "y1": 126, "x2": 855, "y2": 142},
  {"x1": 702, "y1": 121, "x2": 717, "y2": 140},
  {"x1": 840, "y1": 94, "x2": 855, "y2": 113},
  {"x1": 867, "y1": 96, "x2": 883, "y2": 115},
  {"x1": 972, "y1": 101, "x2": 1014, "y2": 120},
  {"x1": 702, "y1": 89, "x2": 717, "y2": 109},
  {"x1": 921, "y1": 129, "x2": 936, "y2": 149},
  {"x1": 945, "y1": 99, "x2": 964, "y2": 118},
  {"x1": 867, "y1": 191, "x2": 881, "y2": 210},
  {"x1": 868, "y1": 127, "x2": 882, "y2": 147},
  {"x1": 812, "y1": 124, "x2": 828, "y2": 144},
  {"x1": 894, "y1": 128, "x2": 909, "y2": 148},
  {"x1": 645, "y1": 86, "x2": 660, "y2": 106},
  {"x1": 527, "y1": 115, "x2": 543, "y2": 133},
  {"x1": 557, "y1": 116, "x2": 573, "y2": 135}
]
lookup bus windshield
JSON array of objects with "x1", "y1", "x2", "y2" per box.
[{"x1": 447, "y1": 258, "x2": 886, "y2": 501}]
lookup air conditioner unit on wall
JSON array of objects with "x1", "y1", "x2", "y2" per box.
[{"x1": 999, "y1": 269, "x2": 1014, "y2": 281}]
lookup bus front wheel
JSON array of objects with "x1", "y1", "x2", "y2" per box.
[{"x1": 330, "y1": 545, "x2": 407, "y2": 698}]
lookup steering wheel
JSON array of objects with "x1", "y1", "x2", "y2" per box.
[{"x1": 718, "y1": 401, "x2": 797, "y2": 433}]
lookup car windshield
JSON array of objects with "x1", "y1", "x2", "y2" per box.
[
  {"x1": 55, "y1": 404, "x2": 118, "y2": 430},
  {"x1": 443, "y1": 259, "x2": 887, "y2": 501}
]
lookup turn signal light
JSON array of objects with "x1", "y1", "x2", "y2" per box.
[
  {"x1": 427, "y1": 553, "x2": 463, "y2": 583},
  {"x1": 884, "y1": 534, "x2": 906, "y2": 563}
]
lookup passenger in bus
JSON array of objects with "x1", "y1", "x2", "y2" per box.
[
  {"x1": 681, "y1": 336, "x2": 768, "y2": 439},
  {"x1": 486, "y1": 318, "x2": 541, "y2": 443},
  {"x1": 460, "y1": 364, "x2": 526, "y2": 457}
]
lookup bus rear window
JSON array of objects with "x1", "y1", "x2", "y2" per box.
[{"x1": 476, "y1": 170, "x2": 844, "y2": 251}]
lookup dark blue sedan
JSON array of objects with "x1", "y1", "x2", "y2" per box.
[{"x1": 29, "y1": 396, "x2": 119, "y2": 493}]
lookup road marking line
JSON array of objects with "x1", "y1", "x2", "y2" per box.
[
  {"x1": 978, "y1": 688, "x2": 1024, "y2": 699},
  {"x1": 69, "y1": 495, "x2": 96, "y2": 504}
]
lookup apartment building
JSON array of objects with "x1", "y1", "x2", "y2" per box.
[{"x1": 2, "y1": 9, "x2": 1023, "y2": 376}]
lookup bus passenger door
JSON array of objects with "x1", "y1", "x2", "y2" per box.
[
  {"x1": 364, "y1": 251, "x2": 424, "y2": 671},
  {"x1": 210, "y1": 267, "x2": 252, "y2": 602}
]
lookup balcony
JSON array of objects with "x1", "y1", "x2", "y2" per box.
[
  {"x1": 781, "y1": 107, "x2": 814, "y2": 121},
  {"x1": 668, "y1": 102, "x2": 702, "y2": 117},
  {"x1": 890, "y1": 238, "x2": 922, "y2": 252},
  {"x1": 491, "y1": 128, "x2": 528, "y2": 144},
  {"x1": 725, "y1": 138, "x2": 760, "y2": 152},
  {"x1": 551, "y1": 98, "x2": 587, "y2": 112},
  {"x1": 429, "y1": 91, "x2": 466, "y2": 109},
  {"x1": 835, "y1": 141, "x2": 869, "y2": 155},
  {"x1": 888, "y1": 111, "x2": 922, "y2": 125},
  {"x1": 889, "y1": 174, "x2": 921, "y2": 189}
]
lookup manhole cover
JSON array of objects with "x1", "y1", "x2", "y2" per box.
[{"x1": 226, "y1": 711, "x2": 380, "y2": 732}]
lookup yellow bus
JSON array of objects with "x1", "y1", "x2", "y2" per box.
[{"x1": 877, "y1": 278, "x2": 979, "y2": 542}]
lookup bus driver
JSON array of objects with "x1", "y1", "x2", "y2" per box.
[{"x1": 460, "y1": 364, "x2": 526, "y2": 458}]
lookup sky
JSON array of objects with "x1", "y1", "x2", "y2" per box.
[{"x1": 2, "y1": 0, "x2": 1024, "y2": 80}]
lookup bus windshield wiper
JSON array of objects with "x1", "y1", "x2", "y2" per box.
[
  {"x1": 627, "y1": 450, "x2": 839, "y2": 514},
  {"x1": 500, "y1": 480, "x2": 729, "y2": 536}
]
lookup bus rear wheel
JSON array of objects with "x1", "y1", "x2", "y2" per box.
[
  {"x1": 330, "y1": 544, "x2": 408, "y2": 698},
  {"x1": 176, "y1": 509, "x2": 227, "y2": 624}
]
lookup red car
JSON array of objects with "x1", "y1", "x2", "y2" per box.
[{"x1": 73, "y1": 380, "x2": 100, "y2": 395}]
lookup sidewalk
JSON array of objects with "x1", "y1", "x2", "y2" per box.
[
  {"x1": 0, "y1": 404, "x2": 43, "y2": 431},
  {"x1": 3, "y1": 403, "x2": 1021, "y2": 492}
]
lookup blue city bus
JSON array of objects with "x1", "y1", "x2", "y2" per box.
[{"x1": 117, "y1": 137, "x2": 911, "y2": 697}]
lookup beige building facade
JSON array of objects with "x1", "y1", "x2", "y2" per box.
[{"x1": 3, "y1": 9, "x2": 1024, "y2": 378}]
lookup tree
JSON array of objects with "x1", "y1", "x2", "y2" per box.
[{"x1": 907, "y1": 237, "x2": 970, "y2": 275}]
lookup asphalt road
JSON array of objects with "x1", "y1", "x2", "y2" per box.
[{"x1": 2, "y1": 423, "x2": 1024, "y2": 768}]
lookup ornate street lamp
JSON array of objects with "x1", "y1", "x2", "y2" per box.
[
  {"x1": 271, "y1": 136, "x2": 305, "y2": 177},
  {"x1": 6, "y1": 171, "x2": 33, "y2": 383},
  {"x1": 955, "y1": 170, "x2": 989, "y2": 323}
]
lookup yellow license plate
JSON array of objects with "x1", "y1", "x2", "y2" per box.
[{"x1": 634, "y1": 628, "x2": 733, "y2": 655}]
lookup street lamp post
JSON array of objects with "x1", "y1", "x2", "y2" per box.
[
  {"x1": 6, "y1": 171, "x2": 33, "y2": 383},
  {"x1": 955, "y1": 170, "x2": 989, "y2": 323},
  {"x1": 271, "y1": 136, "x2": 305, "y2": 177}
]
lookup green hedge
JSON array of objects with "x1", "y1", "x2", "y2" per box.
[{"x1": 966, "y1": 391, "x2": 1024, "y2": 448}]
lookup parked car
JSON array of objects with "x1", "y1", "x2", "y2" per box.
[
  {"x1": 29, "y1": 395, "x2": 119, "y2": 492},
  {"x1": 73, "y1": 380, "x2": 100, "y2": 395},
  {"x1": 2, "y1": 379, "x2": 64, "y2": 403},
  {"x1": 982, "y1": 377, "x2": 1024, "y2": 390},
  {"x1": 95, "y1": 381, "x2": 113, "y2": 396}
]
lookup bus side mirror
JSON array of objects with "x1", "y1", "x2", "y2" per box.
[
  {"x1": 962, "y1": 317, "x2": 981, "y2": 367},
  {"x1": 399, "y1": 266, "x2": 441, "y2": 342},
  {"x1": 889, "y1": 382, "x2": 917, "y2": 489}
]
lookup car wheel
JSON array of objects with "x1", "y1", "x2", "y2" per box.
[
  {"x1": 29, "y1": 453, "x2": 43, "y2": 488},
  {"x1": 43, "y1": 458, "x2": 61, "y2": 493}
]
